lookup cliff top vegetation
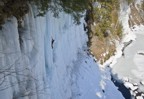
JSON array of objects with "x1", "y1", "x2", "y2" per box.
[{"x1": 0, "y1": 0, "x2": 91, "y2": 26}]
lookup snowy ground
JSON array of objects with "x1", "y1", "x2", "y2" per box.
[{"x1": 71, "y1": 50, "x2": 124, "y2": 99}]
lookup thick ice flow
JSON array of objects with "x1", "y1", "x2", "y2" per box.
[{"x1": 0, "y1": 6, "x2": 124, "y2": 99}]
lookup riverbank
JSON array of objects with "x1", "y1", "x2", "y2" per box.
[{"x1": 100, "y1": 0, "x2": 144, "y2": 98}]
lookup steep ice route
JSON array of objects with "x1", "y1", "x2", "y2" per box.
[{"x1": 0, "y1": 5, "x2": 124, "y2": 99}]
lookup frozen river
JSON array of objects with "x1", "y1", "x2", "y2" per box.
[
  {"x1": 113, "y1": 34, "x2": 144, "y2": 80},
  {"x1": 112, "y1": 26, "x2": 144, "y2": 92}
]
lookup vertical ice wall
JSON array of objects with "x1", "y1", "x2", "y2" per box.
[{"x1": 0, "y1": 5, "x2": 124, "y2": 99}]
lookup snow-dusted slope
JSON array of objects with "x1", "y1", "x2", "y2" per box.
[{"x1": 0, "y1": 5, "x2": 124, "y2": 99}]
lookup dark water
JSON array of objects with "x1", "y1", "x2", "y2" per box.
[{"x1": 111, "y1": 75, "x2": 131, "y2": 99}]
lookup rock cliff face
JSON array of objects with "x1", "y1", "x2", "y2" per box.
[{"x1": 129, "y1": 1, "x2": 144, "y2": 27}]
